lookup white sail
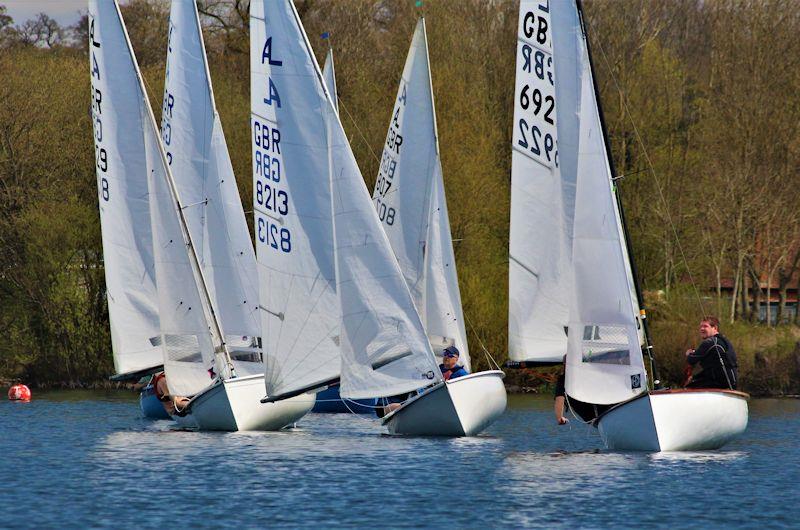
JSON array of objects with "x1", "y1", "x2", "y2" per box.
[
  {"x1": 91, "y1": 0, "x2": 228, "y2": 397},
  {"x1": 508, "y1": 0, "x2": 580, "y2": 363},
  {"x1": 372, "y1": 19, "x2": 469, "y2": 370},
  {"x1": 423, "y1": 161, "x2": 469, "y2": 370},
  {"x1": 145, "y1": 123, "x2": 220, "y2": 397},
  {"x1": 250, "y1": 0, "x2": 340, "y2": 398},
  {"x1": 562, "y1": 0, "x2": 647, "y2": 404},
  {"x1": 322, "y1": 47, "x2": 338, "y2": 115},
  {"x1": 88, "y1": 0, "x2": 161, "y2": 376},
  {"x1": 162, "y1": 0, "x2": 261, "y2": 378}
]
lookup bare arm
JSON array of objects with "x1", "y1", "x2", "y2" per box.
[{"x1": 554, "y1": 396, "x2": 569, "y2": 425}]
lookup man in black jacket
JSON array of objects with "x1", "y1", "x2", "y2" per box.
[{"x1": 685, "y1": 315, "x2": 738, "y2": 389}]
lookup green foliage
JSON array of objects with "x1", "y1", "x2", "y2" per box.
[{"x1": 0, "y1": 47, "x2": 110, "y2": 383}]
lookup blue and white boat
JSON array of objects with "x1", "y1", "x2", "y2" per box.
[
  {"x1": 139, "y1": 381, "x2": 170, "y2": 419},
  {"x1": 312, "y1": 384, "x2": 376, "y2": 414}
]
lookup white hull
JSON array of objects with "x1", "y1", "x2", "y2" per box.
[
  {"x1": 382, "y1": 370, "x2": 507, "y2": 436},
  {"x1": 597, "y1": 389, "x2": 749, "y2": 451},
  {"x1": 174, "y1": 374, "x2": 313, "y2": 431}
]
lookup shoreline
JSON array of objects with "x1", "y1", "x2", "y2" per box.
[{"x1": 3, "y1": 379, "x2": 799, "y2": 399}]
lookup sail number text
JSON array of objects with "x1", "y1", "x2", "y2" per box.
[
  {"x1": 372, "y1": 83, "x2": 405, "y2": 226},
  {"x1": 252, "y1": 116, "x2": 291, "y2": 254},
  {"x1": 89, "y1": 15, "x2": 110, "y2": 202},
  {"x1": 514, "y1": 2, "x2": 558, "y2": 169}
]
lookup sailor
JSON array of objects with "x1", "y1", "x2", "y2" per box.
[
  {"x1": 685, "y1": 315, "x2": 738, "y2": 390},
  {"x1": 554, "y1": 355, "x2": 569, "y2": 425},
  {"x1": 375, "y1": 346, "x2": 469, "y2": 419},
  {"x1": 553, "y1": 355, "x2": 604, "y2": 424},
  {"x1": 439, "y1": 346, "x2": 469, "y2": 381},
  {"x1": 153, "y1": 371, "x2": 191, "y2": 415}
]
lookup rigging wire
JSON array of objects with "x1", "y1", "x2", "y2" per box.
[
  {"x1": 463, "y1": 312, "x2": 503, "y2": 371},
  {"x1": 587, "y1": 19, "x2": 706, "y2": 317},
  {"x1": 337, "y1": 98, "x2": 382, "y2": 165}
]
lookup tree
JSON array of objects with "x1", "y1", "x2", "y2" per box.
[{"x1": 15, "y1": 13, "x2": 64, "y2": 48}]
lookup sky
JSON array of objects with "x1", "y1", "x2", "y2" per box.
[{"x1": 3, "y1": 0, "x2": 90, "y2": 26}]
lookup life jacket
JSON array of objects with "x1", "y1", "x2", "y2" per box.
[{"x1": 440, "y1": 364, "x2": 466, "y2": 381}]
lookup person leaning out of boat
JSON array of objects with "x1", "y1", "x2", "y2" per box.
[
  {"x1": 153, "y1": 372, "x2": 191, "y2": 415},
  {"x1": 439, "y1": 346, "x2": 468, "y2": 381},
  {"x1": 685, "y1": 315, "x2": 738, "y2": 390},
  {"x1": 554, "y1": 355, "x2": 569, "y2": 425}
]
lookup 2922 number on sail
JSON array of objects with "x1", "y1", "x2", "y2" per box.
[{"x1": 513, "y1": 7, "x2": 558, "y2": 170}]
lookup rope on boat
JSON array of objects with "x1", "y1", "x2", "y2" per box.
[
  {"x1": 464, "y1": 312, "x2": 503, "y2": 371},
  {"x1": 564, "y1": 394, "x2": 596, "y2": 426},
  {"x1": 341, "y1": 398, "x2": 383, "y2": 422}
]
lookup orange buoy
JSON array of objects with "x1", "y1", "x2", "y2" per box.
[{"x1": 8, "y1": 384, "x2": 31, "y2": 402}]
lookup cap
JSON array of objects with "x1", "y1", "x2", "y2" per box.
[{"x1": 443, "y1": 346, "x2": 460, "y2": 358}]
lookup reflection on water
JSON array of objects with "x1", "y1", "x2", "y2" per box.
[
  {"x1": 2, "y1": 392, "x2": 799, "y2": 528},
  {"x1": 649, "y1": 450, "x2": 749, "y2": 464}
]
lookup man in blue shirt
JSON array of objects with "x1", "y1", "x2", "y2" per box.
[{"x1": 440, "y1": 346, "x2": 469, "y2": 380}]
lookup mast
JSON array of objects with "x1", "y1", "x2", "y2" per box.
[{"x1": 575, "y1": 0, "x2": 660, "y2": 388}]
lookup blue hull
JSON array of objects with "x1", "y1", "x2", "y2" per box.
[
  {"x1": 312, "y1": 385, "x2": 376, "y2": 414},
  {"x1": 139, "y1": 385, "x2": 171, "y2": 419}
]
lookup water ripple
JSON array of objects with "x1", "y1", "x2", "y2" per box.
[{"x1": 1, "y1": 392, "x2": 798, "y2": 528}]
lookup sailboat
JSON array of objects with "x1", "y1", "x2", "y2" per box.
[
  {"x1": 511, "y1": 0, "x2": 748, "y2": 450},
  {"x1": 253, "y1": 0, "x2": 505, "y2": 437},
  {"x1": 89, "y1": 0, "x2": 166, "y2": 419},
  {"x1": 89, "y1": 0, "x2": 312, "y2": 431},
  {"x1": 371, "y1": 18, "x2": 506, "y2": 434}
]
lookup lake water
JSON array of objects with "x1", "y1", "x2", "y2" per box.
[{"x1": 1, "y1": 391, "x2": 797, "y2": 528}]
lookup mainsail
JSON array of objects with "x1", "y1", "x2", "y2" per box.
[
  {"x1": 322, "y1": 47, "x2": 338, "y2": 115},
  {"x1": 372, "y1": 19, "x2": 470, "y2": 370},
  {"x1": 90, "y1": 0, "x2": 228, "y2": 397},
  {"x1": 508, "y1": 0, "x2": 580, "y2": 363},
  {"x1": 559, "y1": 0, "x2": 647, "y2": 404},
  {"x1": 250, "y1": 0, "x2": 340, "y2": 399},
  {"x1": 88, "y1": 0, "x2": 161, "y2": 376},
  {"x1": 252, "y1": 0, "x2": 441, "y2": 401},
  {"x1": 161, "y1": 0, "x2": 261, "y2": 378}
]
